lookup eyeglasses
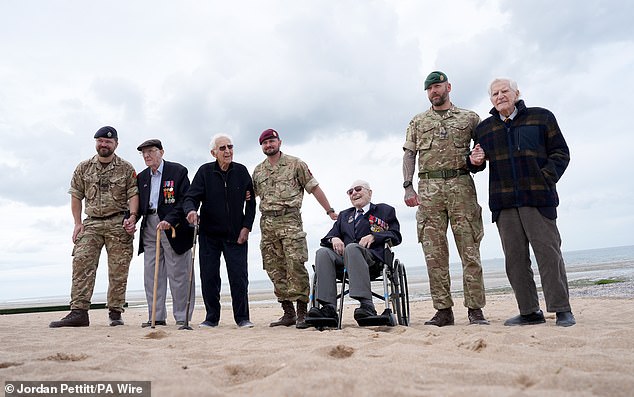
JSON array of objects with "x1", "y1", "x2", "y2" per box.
[
  {"x1": 140, "y1": 148, "x2": 159, "y2": 156},
  {"x1": 346, "y1": 186, "x2": 365, "y2": 195},
  {"x1": 218, "y1": 144, "x2": 234, "y2": 152}
]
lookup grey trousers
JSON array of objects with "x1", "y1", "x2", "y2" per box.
[
  {"x1": 496, "y1": 207, "x2": 571, "y2": 314},
  {"x1": 142, "y1": 214, "x2": 195, "y2": 322},
  {"x1": 314, "y1": 243, "x2": 379, "y2": 306}
]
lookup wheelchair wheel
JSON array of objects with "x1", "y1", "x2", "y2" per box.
[
  {"x1": 397, "y1": 260, "x2": 410, "y2": 326},
  {"x1": 389, "y1": 262, "x2": 403, "y2": 325}
]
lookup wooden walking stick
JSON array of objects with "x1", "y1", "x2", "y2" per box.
[{"x1": 151, "y1": 226, "x2": 175, "y2": 328}]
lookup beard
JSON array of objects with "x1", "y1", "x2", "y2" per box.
[
  {"x1": 263, "y1": 146, "x2": 280, "y2": 157},
  {"x1": 430, "y1": 91, "x2": 449, "y2": 107},
  {"x1": 97, "y1": 147, "x2": 114, "y2": 158}
]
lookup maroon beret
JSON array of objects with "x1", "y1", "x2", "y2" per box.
[{"x1": 259, "y1": 128, "x2": 280, "y2": 144}]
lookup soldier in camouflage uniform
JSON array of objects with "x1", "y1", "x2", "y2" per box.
[
  {"x1": 252, "y1": 129, "x2": 338, "y2": 329},
  {"x1": 49, "y1": 126, "x2": 139, "y2": 328},
  {"x1": 402, "y1": 71, "x2": 489, "y2": 327}
]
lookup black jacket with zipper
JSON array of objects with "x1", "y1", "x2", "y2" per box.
[{"x1": 183, "y1": 161, "x2": 256, "y2": 241}]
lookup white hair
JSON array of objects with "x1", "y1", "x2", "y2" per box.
[
  {"x1": 488, "y1": 77, "x2": 521, "y2": 99},
  {"x1": 209, "y1": 133, "x2": 233, "y2": 151},
  {"x1": 349, "y1": 179, "x2": 371, "y2": 190}
]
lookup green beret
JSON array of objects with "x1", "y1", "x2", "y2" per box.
[{"x1": 424, "y1": 71, "x2": 448, "y2": 90}]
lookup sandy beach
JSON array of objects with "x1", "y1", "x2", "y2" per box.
[{"x1": 1, "y1": 278, "x2": 633, "y2": 397}]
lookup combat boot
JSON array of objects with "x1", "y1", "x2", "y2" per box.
[
  {"x1": 295, "y1": 301, "x2": 309, "y2": 329},
  {"x1": 424, "y1": 308, "x2": 454, "y2": 327},
  {"x1": 270, "y1": 300, "x2": 296, "y2": 327},
  {"x1": 468, "y1": 308, "x2": 490, "y2": 325},
  {"x1": 49, "y1": 309, "x2": 89, "y2": 328},
  {"x1": 109, "y1": 309, "x2": 124, "y2": 326}
]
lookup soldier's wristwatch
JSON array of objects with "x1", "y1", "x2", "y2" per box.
[{"x1": 402, "y1": 180, "x2": 413, "y2": 189}]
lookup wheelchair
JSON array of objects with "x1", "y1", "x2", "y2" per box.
[{"x1": 305, "y1": 241, "x2": 410, "y2": 329}]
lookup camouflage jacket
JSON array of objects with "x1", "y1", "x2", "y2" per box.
[
  {"x1": 69, "y1": 154, "x2": 138, "y2": 218},
  {"x1": 403, "y1": 105, "x2": 480, "y2": 172},
  {"x1": 252, "y1": 152, "x2": 318, "y2": 212}
]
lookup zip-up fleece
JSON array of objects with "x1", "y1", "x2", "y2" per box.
[
  {"x1": 183, "y1": 161, "x2": 256, "y2": 241},
  {"x1": 474, "y1": 100, "x2": 570, "y2": 221}
]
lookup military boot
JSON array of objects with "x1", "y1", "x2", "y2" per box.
[
  {"x1": 269, "y1": 300, "x2": 296, "y2": 327},
  {"x1": 424, "y1": 308, "x2": 454, "y2": 327},
  {"x1": 49, "y1": 309, "x2": 89, "y2": 328},
  {"x1": 109, "y1": 309, "x2": 124, "y2": 326},
  {"x1": 295, "y1": 301, "x2": 309, "y2": 329}
]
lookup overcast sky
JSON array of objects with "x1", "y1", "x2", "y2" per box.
[{"x1": 1, "y1": 0, "x2": 632, "y2": 302}]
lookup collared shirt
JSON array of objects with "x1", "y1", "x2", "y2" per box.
[
  {"x1": 355, "y1": 203, "x2": 370, "y2": 219},
  {"x1": 149, "y1": 160, "x2": 164, "y2": 209},
  {"x1": 499, "y1": 107, "x2": 518, "y2": 121}
]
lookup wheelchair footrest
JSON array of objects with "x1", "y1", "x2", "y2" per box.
[
  {"x1": 356, "y1": 309, "x2": 396, "y2": 327},
  {"x1": 304, "y1": 316, "x2": 338, "y2": 329}
]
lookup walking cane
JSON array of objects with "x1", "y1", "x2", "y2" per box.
[
  {"x1": 151, "y1": 226, "x2": 175, "y2": 329},
  {"x1": 179, "y1": 222, "x2": 199, "y2": 330}
]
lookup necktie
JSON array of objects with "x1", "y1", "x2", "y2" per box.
[{"x1": 354, "y1": 209, "x2": 364, "y2": 235}]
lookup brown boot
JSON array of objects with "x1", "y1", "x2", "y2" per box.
[
  {"x1": 424, "y1": 308, "x2": 454, "y2": 327},
  {"x1": 269, "y1": 300, "x2": 296, "y2": 327},
  {"x1": 49, "y1": 309, "x2": 89, "y2": 328},
  {"x1": 295, "y1": 301, "x2": 309, "y2": 329},
  {"x1": 468, "y1": 308, "x2": 490, "y2": 325}
]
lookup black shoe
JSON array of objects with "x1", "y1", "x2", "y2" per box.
[
  {"x1": 353, "y1": 304, "x2": 377, "y2": 321},
  {"x1": 555, "y1": 311, "x2": 576, "y2": 327},
  {"x1": 424, "y1": 308, "x2": 454, "y2": 327},
  {"x1": 141, "y1": 320, "x2": 166, "y2": 328},
  {"x1": 109, "y1": 310, "x2": 124, "y2": 327},
  {"x1": 504, "y1": 310, "x2": 545, "y2": 326},
  {"x1": 307, "y1": 305, "x2": 338, "y2": 320},
  {"x1": 468, "y1": 308, "x2": 490, "y2": 325},
  {"x1": 49, "y1": 309, "x2": 89, "y2": 328}
]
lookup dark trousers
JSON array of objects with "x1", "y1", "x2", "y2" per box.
[
  {"x1": 199, "y1": 234, "x2": 250, "y2": 324},
  {"x1": 496, "y1": 207, "x2": 571, "y2": 314}
]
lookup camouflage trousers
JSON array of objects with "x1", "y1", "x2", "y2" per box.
[
  {"x1": 416, "y1": 175, "x2": 486, "y2": 310},
  {"x1": 70, "y1": 215, "x2": 133, "y2": 311},
  {"x1": 260, "y1": 212, "x2": 309, "y2": 303}
]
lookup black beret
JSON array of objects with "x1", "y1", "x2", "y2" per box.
[
  {"x1": 424, "y1": 71, "x2": 448, "y2": 90},
  {"x1": 94, "y1": 126, "x2": 118, "y2": 139},
  {"x1": 136, "y1": 139, "x2": 163, "y2": 151}
]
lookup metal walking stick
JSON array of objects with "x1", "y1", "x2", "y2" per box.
[
  {"x1": 179, "y1": 222, "x2": 199, "y2": 330},
  {"x1": 151, "y1": 226, "x2": 175, "y2": 329}
]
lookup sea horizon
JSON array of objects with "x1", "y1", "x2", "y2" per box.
[{"x1": 2, "y1": 244, "x2": 632, "y2": 310}]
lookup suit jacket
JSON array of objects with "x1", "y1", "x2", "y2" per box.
[
  {"x1": 137, "y1": 160, "x2": 194, "y2": 255},
  {"x1": 320, "y1": 202, "x2": 402, "y2": 263}
]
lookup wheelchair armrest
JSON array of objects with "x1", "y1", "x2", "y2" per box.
[{"x1": 383, "y1": 239, "x2": 394, "y2": 266}]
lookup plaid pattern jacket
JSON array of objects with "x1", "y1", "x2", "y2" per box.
[{"x1": 474, "y1": 100, "x2": 570, "y2": 219}]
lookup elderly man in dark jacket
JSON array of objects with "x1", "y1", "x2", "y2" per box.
[
  {"x1": 183, "y1": 134, "x2": 256, "y2": 328},
  {"x1": 135, "y1": 139, "x2": 194, "y2": 328},
  {"x1": 308, "y1": 180, "x2": 402, "y2": 325},
  {"x1": 470, "y1": 77, "x2": 575, "y2": 327}
]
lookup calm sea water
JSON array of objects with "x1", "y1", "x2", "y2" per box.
[{"x1": 2, "y1": 245, "x2": 632, "y2": 309}]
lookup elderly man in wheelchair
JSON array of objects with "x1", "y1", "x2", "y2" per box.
[{"x1": 306, "y1": 179, "x2": 403, "y2": 328}]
